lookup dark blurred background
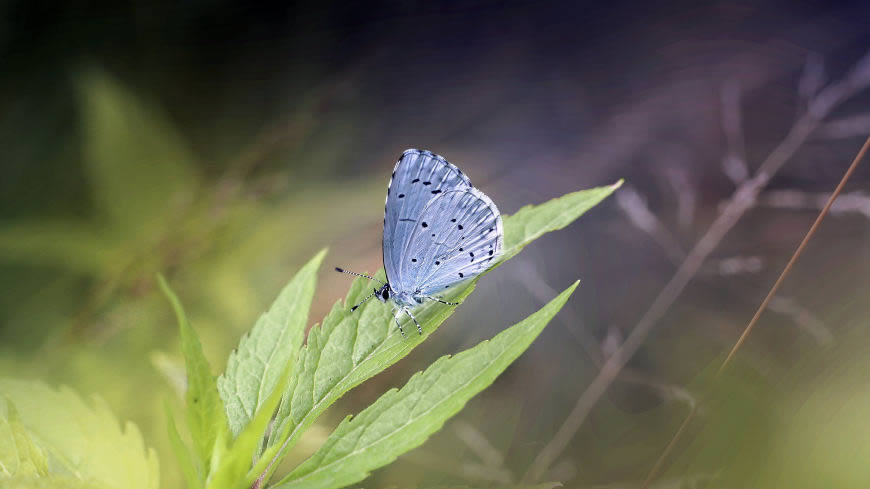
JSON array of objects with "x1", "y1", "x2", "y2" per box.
[{"x1": 2, "y1": 1, "x2": 870, "y2": 487}]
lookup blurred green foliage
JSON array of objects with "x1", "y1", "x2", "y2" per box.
[
  {"x1": 0, "y1": 379, "x2": 159, "y2": 489},
  {"x1": 0, "y1": 67, "x2": 621, "y2": 488},
  {"x1": 0, "y1": 69, "x2": 380, "y2": 488}
]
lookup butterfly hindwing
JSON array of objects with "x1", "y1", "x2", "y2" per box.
[
  {"x1": 397, "y1": 188, "x2": 503, "y2": 296},
  {"x1": 383, "y1": 149, "x2": 472, "y2": 290}
]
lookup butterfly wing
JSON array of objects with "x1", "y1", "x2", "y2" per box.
[
  {"x1": 383, "y1": 149, "x2": 472, "y2": 290},
  {"x1": 396, "y1": 187, "x2": 503, "y2": 296}
]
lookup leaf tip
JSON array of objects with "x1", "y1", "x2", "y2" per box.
[
  {"x1": 155, "y1": 272, "x2": 169, "y2": 293},
  {"x1": 563, "y1": 280, "x2": 580, "y2": 297},
  {"x1": 156, "y1": 273, "x2": 185, "y2": 321},
  {"x1": 313, "y1": 247, "x2": 329, "y2": 263},
  {"x1": 611, "y1": 178, "x2": 625, "y2": 190}
]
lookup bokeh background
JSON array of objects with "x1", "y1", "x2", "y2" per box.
[{"x1": 2, "y1": 1, "x2": 870, "y2": 487}]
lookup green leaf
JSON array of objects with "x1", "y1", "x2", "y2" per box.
[
  {"x1": 165, "y1": 403, "x2": 203, "y2": 489},
  {"x1": 207, "y1": 363, "x2": 291, "y2": 489},
  {"x1": 78, "y1": 69, "x2": 198, "y2": 235},
  {"x1": 218, "y1": 249, "x2": 327, "y2": 437},
  {"x1": 158, "y1": 276, "x2": 229, "y2": 470},
  {"x1": 273, "y1": 282, "x2": 579, "y2": 489},
  {"x1": 0, "y1": 379, "x2": 159, "y2": 489},
  {"x1": 0, "y1": 398, "x2": 48, "y2": 478},
  {"x1": 262, "y1": 182, "x2": 620, "y2": 484}
]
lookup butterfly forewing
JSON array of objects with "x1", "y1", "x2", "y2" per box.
[
  {"x1": 397, "y1": 188, "x2": 503, "y2": 296},
  {"x1": 383, "y1": 149, "x2": 472, "y2": 289}
]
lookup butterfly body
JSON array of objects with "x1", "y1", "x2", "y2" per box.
[
  {"x1": 367, "y1": 282, "x2": 417, "y2": 308},
  {"x1": 338, "y1": 149, "x2": 503, "y2": 336}
]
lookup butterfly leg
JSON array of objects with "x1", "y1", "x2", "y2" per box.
[
  {"x1": 393, "y1": 309, "x2": 406, "y2": 338},
  {"x1": 405, "y1": 308, "x2": 423, "y2": 335},
  {"x1": 422, "y1": 295, "x2": 460, "y2": 306}
]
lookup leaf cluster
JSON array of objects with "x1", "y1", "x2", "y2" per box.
[{"x1": 158, "y1": 180, "x2": 619, "y2": 489}]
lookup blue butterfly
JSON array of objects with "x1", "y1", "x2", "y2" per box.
[{"x1": 336, "y1": 149, "x2": 504, "y2": 336}]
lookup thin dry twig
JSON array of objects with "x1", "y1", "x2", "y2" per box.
[
  {"x1": 664, "y1": 161, "x2": 697, "y2": 231},
  {"x1": 618, "y1": 184, "x2": 766, "y2": 276},
  {"x1": 619, "y1": 184, "x2": 833, "y2": 344},
  {"x1": 816, "y1": 114, "x2": 870, "y2": 140},
  {"x1": 767, "y1": 296, "x2": 834, "y2": 346},
  {"x1": 615, "y1": 185, "x2": 685, "y2": 265},
  {"x1": 453, "y1": 420, "x2": 507, "y2": 470},
  {"x1": 620, "y1": 183, "x2": 834, "y2": 350},
  {"x1": 522, "y1": 51, "x2": 870, "y2": 483},
  {"x1": 641, "y1": 133, "x2": 870, "y2": 488},
  {"x1": 798, "y1": 53, "x2": 826, "y2": 112},
  {"x1": 715, "y1": 255, "x2": 763, "y2": 276},
  {"x1": 721, "y1": 81, "x2": 749, "y2": 185},
  {"x1": 758, "y1": 189, "x2": 870, "y2": 218},
  {"x1": 513, "y1": 261, "x2": 604, "y2": 365},
  {"x1": 716, "y1": 134, "x2": 870, "y2": 371},
  {"x1": 516, "y1": 261, "x2": 701, "y2": 410}
]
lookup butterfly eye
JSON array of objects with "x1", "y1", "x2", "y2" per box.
[{"x1": 381, "y1": 288, "x2": 390, "y2": 300}]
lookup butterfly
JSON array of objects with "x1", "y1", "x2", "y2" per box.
[{"x1": 336, "y1": 149, "x2": 504, "y2": 336}]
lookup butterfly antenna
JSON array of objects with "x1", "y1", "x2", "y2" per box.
[
  {"x1": 334, "y1": 267, "x2": 386, "y2": 285},
  {"x1": 350, "y1": 289, "x2": 378, "y2": 312}
]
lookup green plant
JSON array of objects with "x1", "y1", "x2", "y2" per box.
[
  {"x1": 0, "y1": 380, "x2": 160, "y2": 489},
  {"x1": 0, "y1": 180, "x2": 620, "y2": 489}
]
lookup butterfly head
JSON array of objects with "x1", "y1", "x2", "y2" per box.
[{"x1": 376, "y1": 283, "x2": 391, "y2": 303}]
